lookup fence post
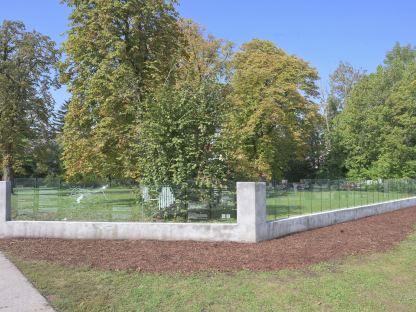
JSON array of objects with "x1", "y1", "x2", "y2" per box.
[
  {"x1": 0, "y1": 181, "x2": 11, "y2": 222},
  {"x1": 237, "y1": 182, "x2": 266, "y2": 242},
  {"x1": 0, "y1": 181, "x2": 11, "y2": 238}
]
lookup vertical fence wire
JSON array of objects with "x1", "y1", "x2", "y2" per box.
[
  {"x1": 10, "y1": 177, "x2": 416, "y2": 223},
  {"x1": 265, "y1": 178, "x2": 416, "y2": 221}
]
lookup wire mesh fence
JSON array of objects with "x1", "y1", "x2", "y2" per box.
[
  {"x1": 266, "y1": 179, "x2": 416, "y2": 220},
  {"x1": 10, "y1": 177, "x2": 416, "y2": 223},
  {"x1": 11, "y1": 178, "x2": 236, "y2": 223}
]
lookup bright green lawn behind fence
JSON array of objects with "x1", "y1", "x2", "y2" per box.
[
  {"x1": 11, "y1": 187, "x2": 144, "y2": 222},
  {"x1": 10, "y1": 179, "x2": 416, "y2": 222},
  {"x1": 266, "y1": 189, "x2": 412, "y2": 220},
  {"x1": 11, "y1": 186, "x2": 237, "y2": 223}
]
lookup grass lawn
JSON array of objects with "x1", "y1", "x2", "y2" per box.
[
  {"x1": 11, "y1": 186, "x2": 237, "y2": 223},
  {"x1": 266, "y1": 189, "x2": 411, "y2": 220},
  {"x1": 10, "y1": 229, "x2": 416, "y2": 311},
  {"x1": 11, "y1": 185, "x2": 413, "y2": 222},
  {"x1": 11, "y1": 187, "x2": 143, "y2": 222}
]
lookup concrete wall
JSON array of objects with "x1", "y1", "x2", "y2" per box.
[
  {"x1": 0, "y1": 220, "x2": 240, "y2": 242},
  {"x1": 0, "y1": 182, "x2": 264, "y2": 243},
  {"x1": 236, "y1": 182, "x2": 266, "y2": 242},
  {"x1": 1, "y1": 181, "x2": 415, "y2": 243},
  {"x1": 0, "y1": 182, "x2": 11, "y2": 223},
  {"x1": 260, "y1": 196, "x2": 416, "y2": 241}
]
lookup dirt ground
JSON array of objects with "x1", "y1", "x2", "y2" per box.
[{"x1": 1, "y1": 207, "x2": 416, "y2": 273}]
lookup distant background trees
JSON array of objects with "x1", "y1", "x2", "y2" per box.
[
  {"x1": 319, "y1": 62, "x2": 366, "y2": 179},
  {"x1": 333, "y1": 44, "x2": 416, "y2": 179},
  {"x1": 1, "y1": 0, "x2": 415, "y2": 184}
]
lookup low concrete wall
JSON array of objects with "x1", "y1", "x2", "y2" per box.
[
  {"x1": 0, "y1": 182, "x2": 264, "y2": 243},
  {"x1": 260, "y1": 196, "x2": 416, "y2": 241},
  {"x1": 1, "y1": 181, "x2": 415, "y2": 243},
  {"x1": 0, "y1": 220, "x2": 240, "y2": 242}
]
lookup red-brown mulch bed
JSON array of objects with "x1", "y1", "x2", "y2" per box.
[{"x1": 1, "y1": 207, "x2": 416, "y2": 273}]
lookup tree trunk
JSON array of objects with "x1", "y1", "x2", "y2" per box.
[
  {"x1": 3, "y1": 154, "x2": 14, "y2": 192},
  {"x1": 3, "y1": 157, "x2": 13, "y2": 181}
]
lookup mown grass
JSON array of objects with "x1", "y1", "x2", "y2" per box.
[
  {"x1": 12, "y1": 185, "x2": 413, "y2": 223},
  {"x1": 11, "y1": 187, "x2": 142, "y2": 222},
  {"x1": 11, "y1": 187, "x2": 237, "y2": 223},
  {"x1": 10, "y1": 229, "x2": 416, "y2": 312},
  {"x1": 266, "y1": 189, "x2": 411, "y2": 220}
]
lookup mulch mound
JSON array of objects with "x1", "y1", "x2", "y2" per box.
[{"x1": 1, "y1": 207, "x2": 416, "y2": 273}]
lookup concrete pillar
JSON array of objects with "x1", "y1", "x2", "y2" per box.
[
  {"x1": 236, "y1": 182, "x2": 266, "y2": 242},
  {"x1": 0, "y1": 181, "x2": 11, "y2": 222}
]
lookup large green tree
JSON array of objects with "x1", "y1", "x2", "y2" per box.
[
  {"x1": 336, "y1": 43, "x2": 416, "y2": 179},
  {"x1": 0, "y1": 20, "x2": 59, "y2": 182},
  {"x1": 223, "y1": 39, "x2": 321, "y2": 181},
  {"x1": 61, "y1": 0, "x2": 182, "y2": 180},
  {"x1": 137, "y1": 81, "x2": 227, "y2": 187},
  {"x1": 136, "y1": 20, "x2": 232, "y2": 187},
  {"x1": 319, "y1": 62, "x2": 366, "y2": 178}
]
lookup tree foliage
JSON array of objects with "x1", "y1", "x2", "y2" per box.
[
  {"x1": 61, "y1": 0, "x2": 182, "y2": 180},
  {"x1": 326, "y1": 62, "x2": 366, "y2": 119},
  {"x1": 223, "y1": 39, "x2": 321, "y2": 181},
  {"x1": 137, "y1": 81, "x2": 227, "y2": 187},
  {"x1": 176, "y1": 19, "x2": 233, "y2": 84},
  {"x1": 319, "y1": 62, "x2": 366, "y2": 178},
  {"x1": 135, "y1": 20, "x2": 231, "y2": 187},
  {"x1": 45, "y1": 2, "x2": 416, "y2": 183},
  {"x1": 0, "y1": 20, "x2": 59, "y2": 181},
  {"x1": 335, "y1": 43, "x2": 416, "y2": 179}
]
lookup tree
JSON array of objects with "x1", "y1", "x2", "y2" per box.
[
  {"x1": 223, "y1": 39, "x2": 321, "y2": 181},
  {"x1": 137, "y1": 81, "x2": 227, "y2": 187},
  {"x1": 176, "y1": 19, "x2": 233, "y2": 86},
  {"x1": 0, "y1": 20, "x2": 59, "y2": 182},
  {"x1": 22, "y1": 100, "x2": 71, "y2": 179},
  {"x1": 135, "y1": 20, "x2": 231, "y2": 187},
  {"x1": 335, "y1": 43, "x2": 416, "y2": 179},
  {"x1": 53, "y1": 100, "x2": 69, "y2": 134},
  {"x1": 61, "y1": 0, "x2": 183, "y2": 180},
  {"x1": 327, "y1": 61, "x2": 366, "y2": 117},
  {"x1": 319, "y1": 62, "x2": 365, "y2": 178}
]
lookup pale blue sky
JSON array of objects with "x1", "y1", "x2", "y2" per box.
[{"x1": 1, "y1": 0, "x2": 415, "y2": 109}]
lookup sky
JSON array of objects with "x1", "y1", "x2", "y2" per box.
[{"x1": 1, "y1": 0, "x2": 415, "y2": 109}]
